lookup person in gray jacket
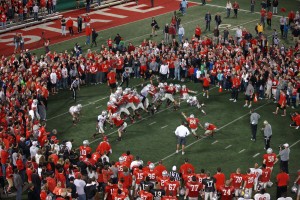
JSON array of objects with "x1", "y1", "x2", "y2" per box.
[
  {"x1": 244, "y1": 81, "x2": 254, "y2": 108},
  {"x1": 250, "y1": 109, "x2": 260, "y2": 141},
  {"x1": 261, "y1": 120, "x2": 272, "y2": 150},
  {"x1": 13, "y1": 169, "x2": 23, "y2": 200}
]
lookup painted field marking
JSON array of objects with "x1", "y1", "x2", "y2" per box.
[
  {"x1": 96, "y1": 105, "x2": 102, "y2": 109},
  {"x1": 155, "y1": 102, "x2": 270, "y2": 163},
  {"x1": 225, "y1": 145, "x2": 232, "y2": 149},
  {"x1": 161, "y1": 125, "x2": 169, "y2": 129},
  {"x1": 239, "y1": 149, "x2": 246, "y2": 153},
  {"x1": 211, "y1": 140, "x2": 218, "y2": 145},
  {"x1": 290, "y1": 139, "x2": 300, "y2": 148},
  {"x1": 253, "y1": 153, "x2": 260, "y2": 158},
  {"x1": 149, "y1": 122, "x2": 157, "y2": 126}
]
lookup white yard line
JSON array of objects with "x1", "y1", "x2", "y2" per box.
[
  {"x1": 149, "y1": 122, "x2": 157, "y2": 126},
  {"x1": 161, "y1": 125, "x2": 169, "y2": 129},
  {"x1": 253, "y1": 153, "x2": 260, "y2": 158},
  {"x1": 211, "y1": 140, "x2": 218, "y2": 145},
  {"x1": 225, "y1": 145, "x2": 232, "y2": 149},
  {"x1": 155, "y1": 102, "x2": 270, "y2": 163},
  {"x1": 290, "y1": 139, "x2": 300, "y2": 148},
  {"x1": 239, "y1": 149, "x2": 246, "y2": 153}
]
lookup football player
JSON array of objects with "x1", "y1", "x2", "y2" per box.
[
  {"x1": 229, "y1": 168, "x2": 244, "y2": 199},
  {"x1": 182, "y1": 112, "x2": 204, "y2": 139},
  {"x1": 96, "y1": 136, "x2": 112, "y2": 156},
  {"x1": 150, "y1": 181, "x2": 166, "y2": 200},
  {"x1": 132, "y1": 165, "x2": 145, "y2": 198},
  {"x1": 202, "y1": 172, "x2": 216, "y2": 200},
  {"x1": 242, "y1": 169, "x2": 256, "y2": 198},
  {"x1": 180, "y1": 85, "x2": 197, "y2": 100},
  {"x1": 79, "y1": 140, "x2": 92, "y2": 160},
  {"x1": 187, "y1": 96, "x2": 206, "y2": 115},
  {"x1": 111, "y1": 113, "x2": 128, "y2": 141},
  {"x1": 93, "y1": 110, "x2": 108, "y2": 138},
  {"x1": 114, "y1": 94, "x2": 135, "y2": 124},
  {"x1": 259, "y1": 164, "x2": 272, "y2": 189},
  {"x1": 164, "y1": 83, "x2": 180, "y2": 110},
  {"x1": 184, "y1": 176, "x2": 202, "y2": 200},
  {"x1": 262, "y1": 148, "x2": 278, "y2": 171},
  {"x1": 164, "y1": 176, "x2": 180, "y2": 196},
  {"x1": 219, "y1": 180, "x2": 235, "y2": 200},
  {"x1": 250, "y1": 163, "x2": 262, "y2": 192},
  {"x1": 139, "y1": 186, "x2": 154, "y2": 200},
  {"x1": 145, "y1": 163, "x2": 158, "y2": 185},
  {"x1": 69, "y1": 104, "x2": 82, "y2": 125},
  {"x1": 204, "y1": 122, "x2": 217, "y2": 137},
  {"x1": 157, "y1": 170, "x2": 170, "y2": 188}
]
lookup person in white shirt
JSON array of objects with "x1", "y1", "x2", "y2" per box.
[
  {"x1": 159, "y1": 61, "x2": 169, "y2": 82},
  {"x1": 74, "y1": 175, "x2": 86, "y2": 199},
  {"x1": 254, "y1": 189, "x2": 270, "y2": 200},
  {"x1": 250, "y1": 163, "x2": 262, "y2": 191},
  {"x1": 175, "y1": 121, "x2": 190, "y2": 155},
  {"x1": 61, "y1": 66, "x2": 68, "y2": 89},
  {"x1": 93, "y1": 111, "x2": 107, "y2": 138},
  {"x1": 178, "y1": 25, "x2": 185, "y2": 43},
  {"x1": 226, "y1": 0, "x2": 232, "y2": 18},
  {"x1": 30, "y1": 141, "x2": 39, "y2": 158},
  {"x1": 50, "y1": 69, "x2": 58, "y2": 95},
  {"x1": 235, "y1": 26, "x2": 242, "y2": 41},
  {"x1": 33, "y1": 4, "x2": 39, "y2": 20}
]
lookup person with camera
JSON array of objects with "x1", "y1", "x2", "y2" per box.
[
  {"x1": 279, "y1": 143, "x2": 290, "y2": 174},
  {"x1": 150, "y1": 17, "x2": 158, "y2": 37}
]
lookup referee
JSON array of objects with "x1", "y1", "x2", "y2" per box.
[
  {"x1": 175, "y1": 121, "x2": 190, "y2": 155},
  {"x1": 70, "y1": 76, "x2": 80, "y2": 101},
  {"x1": 120, "y1": 68, "x2": 130, "y2": 88}
]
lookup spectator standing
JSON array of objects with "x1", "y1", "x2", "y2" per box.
[
  {"x1": 14, "y1": 32, "x2": 20, "y2": 53},
  {"x1": 76, "y1": 0, "x2": 81, "y2": 8},
  {"x1": 280, "y1": 16, "x2": 286, "y2": 37},
  {"x1": 33, "y1": 4, "x2": 38, "y2": 21},
  {"x1": 66, "y1": 17, "x2": 74, "y2": 36},
  {"x1": 0, "y1": 12, "x2": 7, "y2": 29},
  {"x1": 77, "y1": 15, "x2": 83, "y2": 33},
  {"x1": 226, "y1": 0, "x2": 232, "y2": 18},
  {"x1": 83, "y1": 14, "x2": 91, "y2": 29},
  {"x1": 70, "y1": 77, "x2": 80, "y2": 101},
  {"x1": 267, "y1": 10, "x2": 273, "y2": 27},
  {"x1": 44, "y1": 39, "x2": 50, "y2": 54},
  {"x1": 174, "y1": 121, "x2": 190, "y2": 155},
  {"x1": 31, "y1": 170, "x2": 41, "y2": 199},
  {"x1": 85, "y1": 23, "x2": 92, "y2": 45},
  {"x1": 261, "y1": 120, "x2": 272, "y2": 150},
  {"x1": 150, "y1": 17, "x2": 158, "y2": 37},
  {"x1": 215, "y1": 13, "x2": 222, "y2": 29},
  {"x1": 13, "y1": 169, "x2": 23, "y2": 200},
  {"x1": 91, "y1": 28, "x2": 98, "y2": 47},
  {"x1": 61, "y1": 16, "x2": 66, "y2": 36},
  {"x1": 250, "y1": 109, "x2": 260, "y2": 141},
  {"x1": 245, "y1": 81, "x2": 254, "y2": 108},
  {"x1": 233, "y1": 1, "x2": 240, "y2": 18},
  {"x1": 52, "y1": 0, "x2": 57, "y2": 13},
  {"x1": 19, "y1": 33, "x2": 24, "y2": 52},
  {"x1": 178, "y1": 24, "x2": 185, "y2": 43},
  {"x1": 50, "y1": 69, "x2": 58, "y2": 95},
  {"x1": 62, "y1": 65, "x2": 68, "y2": 89},
  {"x1": 180, "y1": 0, "x2": 188, "y2": 15},
  {"x1": 37, "y1": 89, "x2": 47, "y2": 121},
  {"x1": 194, "y1": 24, "x2": 201, "y2": 39},
  {"x1": 223, "y1": 27, "x2": 229, "y2": 42},
  {"x1": 164, "y1": 24, "x2": 169, "y2": 43},
  {"x1": 276, "y1": 168, "x2": 289, "y2": 198},
  {"x1": 86, "y1": 0, "x2": 91, "y2": 13},
  {"x1": 159, "y1": 61, "x2": 169, "y2": 82},
  {"x1": 205, "y1": 11, "x2": 212, "y2": 31},
  {"x1": 74, "y1": 174, "x2": 86, "y2": 200},
  {"x1": 250, "y1": 0, "x2": 255, "y2": 13},
  {"x1": 279, "y1": 143, "x2": 290, "y2": 173},
  {"x1": 272, "y1": 0, "x2": 278, "y2": 14},
  {"x1": 273, "y1": 89, "x2": 287, "y2": 116}
]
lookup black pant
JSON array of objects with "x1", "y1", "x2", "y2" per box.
[
  {"x1": 267, "y1": 19, "x2": 271, "y2": 26},
  {"x1": 280, "y1": 25, "x2": 284, "y2": 36},
  {"x1": 231, "y1": 88, "x2": 239, "y2": 100},
  {"x1": 120, "y1": 77, "x2": 129, "y2": 87},
  {"x1": 234, "y1": 9, "x2": 238, "y2": 17},
  {"x1": 160, "y1": 74, "x2": 167, "y2": 82},
  {"x1": 78, "y1": 23, "x2": 82, "y2": 32},
  {"x1": 69, "y1": 27, "x2": 74, "y2": 35},
  {"x1": 91, "y1": 39, "x2": 97, "y2": 47},
  {"x1": 251, "y1": 124, "x2": 257, "y2": 140},
  {"x1": 276, "y1": 186, "x2": 287, "y2": 199},
  {"x1": 72, "y1": 87, "x2": 78, "y2": 100},
  {"x1": 264, "y1": 136, "x2": 271, "y2": 149},
  {"x1": 206, "y1": 21, "x2": 210, "y2": 31},
  {"x1": 280, "y1": 160, "x2": 289, "y2": 174}
]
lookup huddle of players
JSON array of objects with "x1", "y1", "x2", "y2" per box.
[
  {"x1": 94, "y1": 83, "x2": 207, "y2": 141},
  {"x1": 98, "y1": 147, "x2": 278, "y2": 200}
]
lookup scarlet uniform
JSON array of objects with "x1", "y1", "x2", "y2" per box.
[
  {"x1": 145, "y1": 170, "x2": 158, "y2": 182},
  {"x1": 243, "y1": 174, "x2": 256, "y2": 189},
  {"x1": 157, "y1": 176, "x2": 170, "y2": 187},
  {"x1": 118, "y1": 172, "x2": 132, "y2": 189},
  {"x1": 203, "y1": 77, "x2": 210, "y2": 87},
  {"x1": 196, "y1": 173, "x2": 207, "y2": 189},
  {"x1": 186, "y1": 182, "x2": 202, "y2": 198},
  {"x1": 214, "y1": 173, "x2": 226, "y2": 191},
  {"x1": 111, "y1": 193, "x2": 127, "y2": 200},
  {"x1": 90, "y1": 152, "x2": 101, "y2": 165},
  {"x1": 107, "y1": 104, "x2": 118, "y2": 114},
  {"x1": 166, "y1": 86, "x2": 176, "y2": 94},
  {"x1": 139, "y1": 190, "x2": 154, "y2": 200},
  {"x1": 96, "y1": 141, "x2": 112, "y2": 155},
  {"x1": 165, "y1": 180, "x2": 180, "y2": 196},
  {"x1": 116, "y1": 162, "x2": 130, "y2": 176},
  {"x1": 121, "y1": 153, "x2": 134, "y2": 163},
  {"x1": 105, "y1": 184, "x2": 118, "y2": 200},
  {"x1": 133, "y1": 169, "x2": 145, "y2": 185},
  {"x1": 206, "y1": 123, "x2": 217, "y2": 131},
  {"x1": 260, "y1": 168, "x2": 272, "y2": 183},
  {"x1": 219, "y1": 185, "x2": 234, "y2": 200},
  {"x1": 186, "y1": 117, "x2": 200, "y2": 129},
  {"x1": 230, "y1": 173, "x2": 243, "y2": 189},
  {"x1": 263, "y1": 153, "x2": 277, "y2": 168},
  {"x1": 79, "y1": 145, "x2": 92, "y2": 158},
  {"x1": 183, "y1": 173, "x2": 196, "y2": 184},
  {"x1": 112, "y1": 115, "x2": 124, "y2": 127}
]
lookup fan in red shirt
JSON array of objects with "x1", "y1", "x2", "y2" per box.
[
  {"x1": 204, "y1": 122, "x2": 217, "y2": 137},
  {"x1": 165, "y1": 176, "x2": 180, "y2": 196},
  {"x1": 273, "y1": 89, "x2": 287, "y2": 116},
  {"x1": 214, "y1": 167, "x2": 226, "y2": 191},
  {"x1": 243, "y1": 169, "x2": 256, "y2": 198},
  {"x1": 107, "y1": 69, "x2": 117, "y2": 93},
  {"x1": 79, "y1": 140, "x2": 92, "y2": 160},
  {"x1": 201, "y1": 74, "x2": 211, "y2": 98},
  {"x1": 111, "y1": 113, "x2": 127, "y2": 141},
  {"x1": 259, "y1": 164, "x2": 272, "y2": 189},
  {"x1": 262, "y1": 148, "x2": 278, "y2": 171},
  {"x1": 276, "y1": 169, "x2": 289, "y2": 198},
  {"x1": 194, "y1": 24, "x2": 202, "y2": 39},
  {"x1": 182, "y1": 112, "x2": 204, "y2": 139},
  {"x1": 290, "y1": 111, "x2": 300, "y2": 129},
  {"x1": 107, "y1": 37, "x2": 113, "y2": 49},
  {"x1": 229, "y1": 168, "x2": 244, "y2": 197},
  {"x1": 219, "y1": 180, "x2": 234, "y2": 200},
  {"x1": 184, "y1": 176, "x2": 202, "y2": 199}
]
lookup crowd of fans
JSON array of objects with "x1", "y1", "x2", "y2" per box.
[{"x1": 0, "y1": 0, "x2": 300, "y2": 199}]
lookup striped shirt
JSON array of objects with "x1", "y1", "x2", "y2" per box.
[
  {"x1": 169, "y1": 171, "x2": 181, "y2": 181},
  {"x1": 71, "y1": 79, "x2": 80, "y2": 88}
]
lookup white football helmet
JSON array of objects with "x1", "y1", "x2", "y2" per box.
[
  {"x1": 158, "y1": 83, "x2": 164, "y2": 88},
  {"x1": 162, "y1": 170, "x2": 168, "y2": 177},
  {"x1": 102, "y1": 111, "x2": 107, "y2": 116},
  {"x1": 122, "y1": 91, "x2": 128, "y2": 95},
  {"x1": 77, "y1": 104, "x2": 82, "y2": 111},
  {"x1": 169, "y1": 83, "x2": 174, "y2": 87},
  {"x1": 83, "y1": 140, "x2": 89, "y2": 146},
  {"x1": 190, "y1": 114, "x2": 194, "y2": 118},
  {"x1": 119, "y1": 156, "x2": 125, "y2": 162},
  {"x1": 125, "y1": 88, "x2": 131, "y2": 92},
  {"x1": 163, "y1": 82, "x2": 168, "y2": 86},
  {"x1": 111, "y1": 97, "x2": 117, "y2": 103},
  {"x1": 192, "y1": 96, "x2": 197, "y2": 101},
  {"x1": 112, "y1": 113, "x2": 118, "y2": 118},
  {"x1": 117, "y1": 86, "x2": 122, "y2": 91},
  {"x1": 182, "y1": 85, "x2": 186, "y2": 89},
  {"x1": 107, "y1": 101, "x2": 112, "y2": 106},
  {"x1": 267, "y1": 148, "x2": 273, "y2": 154},
  {"x1": 149, "y1": 163, "x2": 155, "y2": 170},
  {"x1": 205, "y1": 122, "x2": 209, "y2": 128}
]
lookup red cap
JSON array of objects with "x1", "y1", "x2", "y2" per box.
[{"x1": 281, "y1": 8, "x2": 286, "y2": 12}]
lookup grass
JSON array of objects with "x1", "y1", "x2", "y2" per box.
[{"x1": 26, "y1": 0, "x2": 300, "y2": 199}]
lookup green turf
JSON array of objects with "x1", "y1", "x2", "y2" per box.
[{"x1": 38, "y1": 0, "x2": 300, "y2": 199}]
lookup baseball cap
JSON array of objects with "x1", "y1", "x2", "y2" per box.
[
  {"x1": 283, "y1": 143, "x2": 289, "y2": 148},
  {"x1": 172, "y1": 166, "x2": 177, "y2": 171}
]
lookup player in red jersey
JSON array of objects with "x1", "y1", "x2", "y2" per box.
[
  {"x1": 263, "y1": 148, "x2": 278, "y2": 171},
  {"x1": 157, "y1": 170, "x2": 170, "y2": 188},
  {"x1": 243, "y1": 169, "x2": 256, "y2": 198},
  {"x1": 180, "y1": 85, "x2": 197, "y2": 100},
  {"x1": 111, "y1": 188, "x2": 128, "y2": 200},
  {"x1": 220, "y1": 180, "x2": 234, "y2": 200},
  {"x1": 214, "y1": 167, "x2": 226, "y2": 192},
  {"x1": 115, "y1": 156, "x2": 130, "y2": 177},
  {"x1": 133, "y1": 165, "x2": 145, "y2": 197},
  {"x1": 121, "y1": 150, "x2": 134, "y2": 164},
  {"x1": 164, "y1": 83, "x2": 179, "y2": 110},
  {"x1": 165, "y1": 176, "x2": 180, "y2": 196},
  {"x1": 111, "y1": 113, "x2": 127, "y2": 141},
  {"x1": 196, "y1": 169, "x2": 207, "y2": 190},
  {"x1": 182, "y1": 168, "x2": 196, "y2": 184},
  {"x1": 259, "y1": 164, "x2": 272, "y2": 189},
  {"x1": 181, "y1": 113, "x2": 204, "y2": 139},
  {"x1": 79, "y1": 140, "x2": 92, "y2": 159},
  {"x1": 204, "y1": 122, "x2": 217, "y2": 137},
  {"x1": 229, "y1": 168, "x2": 244, "y2": 198},
  {"x1": 139, "y1": 187, "x2": 154, "y2": 200},
  {"x1": 90, "y1": 151, "x2": 101, "y2": 165},
  {"x1": 144, "y1": 163, "x2": 158, "y2": 184},
  {"x1": 104, "y1": 179, "x2": 118, "y2": 200},
  {"x1": 184, "y1": 176, "x2": 202, "y2": 200}
]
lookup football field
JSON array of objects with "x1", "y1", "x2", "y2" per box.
[{"x1": 40, "y1": 0, "x2": 300, "y2": 199}]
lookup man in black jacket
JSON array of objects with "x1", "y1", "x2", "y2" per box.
[
  {"x1": 28, "y1": 183, "x2": 39, "y2": 200},
  {"x1": 31, "y1": 170, "x2": 41, "y2": 200},
  {"x1": 205, "y1": 11, "x2": 211, "y2": 31},
  {"x1": 85, "y1": 178, "x2": 97, "y2": 200},
  {"x1": 91, "y1": 28, "x2": 98, "y2": 47},
  {"x1": 67, "y1": 177, "x2": 78, "y2": 199}
]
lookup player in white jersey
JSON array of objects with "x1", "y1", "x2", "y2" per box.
[
  {"x1": 187, "y1": 96, "x2": 206, "y2": 115},
  {"x1": 69, "y1": 104, "x2": 82, "y2": 125},
  {"x1": 250, "y1": 163, "x2": 262, "y2": 191},
  {"x1": 93, "y1": 111, "x2": 107, "y2": 138}
]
